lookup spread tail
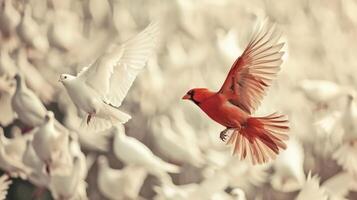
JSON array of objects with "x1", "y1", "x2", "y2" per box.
[{"x1": 227, "y1": 112, "x2": 289, "y2": 164}]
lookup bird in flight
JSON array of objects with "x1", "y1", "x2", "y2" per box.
[
  {"x1": 182, "y1": 20, "x2": 289, "y2": 164},
  {"x1": 59, "y1": 22, "x2": 159, "y2": 130}
]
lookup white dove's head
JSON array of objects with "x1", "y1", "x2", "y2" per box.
[{"x1": 59, "y1": 74, "x2": 76, "y2": 83}]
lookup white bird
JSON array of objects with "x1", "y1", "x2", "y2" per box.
[
  {"x1": 12, "y1": 74, "x2": 47, "y2": 127},
  {"x1": 32, "y1": 111, "x2": 70, "y2": 174},
  {"x1": 295, "y1": 173, "x2": 327, "y2": 200},
  {"x1": 17, "y1": 6, "x2": 49, "y2": 52},
  {"x1": 0, "y1": 0, "x2": 20, "y2": 37},
  {"x1": 97, "y1": 155, "x2": 147, "y2": 200},
  {"x1": 23, "y1": 139, "x2": 49, "y2": 187},
  {"x1": 271, "y1": 138, "x2": 305, "y2": 192},
  {"x1": 15, "y1": 48, "x2": 55, "y2": 103},
  {"x1": 0, "y1": 73, "x2": 15, "y2": 126},
  {"x1": 150, "y1": 115, "x2": 204, "y2": 167},
  {"x1": 295, "y1": 172, "x2": 354, "y2": 200},
  {"x1": 0, "y1": 128, "x2": 31, "y2": 179},
  {"x1": 49, "y1": 157, "x2": 85, "y2": 200},
  {"x1": 332, "y1": 94, "x2": 357, "y2": 175},
  {"x1": 113, "y1": 125, "x2": 180, "y2": 182},
  {"x1": 0, "y1": 174, "x2": 12, "y2": 200},
  {"x1": 297, "y1": 80, "x2": 351, "y2": 109},
  {"x1": 340, "y1": 93, "x2": 357, "y2": 141},
  {"x1": 59, "y1": 22, "x2": 159, "y2": 131}
]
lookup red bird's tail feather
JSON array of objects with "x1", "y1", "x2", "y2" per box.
[{"x1": 227, "y1": 113, "x2": 289, "y2": 164}]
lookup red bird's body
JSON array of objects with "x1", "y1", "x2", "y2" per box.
[{"x1": 183, "y1": 21, "x2": 289, "y2": 164}]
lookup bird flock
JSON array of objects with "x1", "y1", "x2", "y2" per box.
[{"x1": 1, "y1": 0, "x2": 357, "y2": 200}]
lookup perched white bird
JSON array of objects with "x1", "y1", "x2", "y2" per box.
[
  {"x1": 32, "y1": 111, "x2": 70, "y2": 174},
  {"x1": 271, "y1": 138, "x2": 305, "y2": 192},
  {"x1": 0, "y1": 128, "x2": 31, "y2": 179},
  {"x1": 0, "y1": 174, "x2": 12, "y2": 200},
  {"x1": 97, "y1": 155, "x2": 147, "y2": 200},
  {"x1": 150, "y1": 115, "x2": 204, "y2": 167},
  {"x1": 297, "y1": 80, "x2": 351, "y2": 109},
  {"x1": 12, "y1": 74, "x2": 47, "y2": 127},
  {"x1": 113, "y1": 125, "x2": 180, "y2": 182},
  {"x1": 22, "y1": 139, "x2": 50, "y2": 191},
  {"x1": 59, "y1": 22, "x2": 159, "y2": 131}
]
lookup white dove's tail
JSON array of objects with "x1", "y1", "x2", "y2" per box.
[{"x1": 103, "y1": 103, "x2": 131, "y2": 124}]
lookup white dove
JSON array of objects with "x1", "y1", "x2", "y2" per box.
[
  {"x1": 59, "y1": 22, "x2": 159, "y2": 130},
  {"x1": 0, "y1": 174, "x2": 12, "y2": 200},
  {"x1": 32, "y1": 111, "x2": 70, "y2": 174},
  {"x1": 150, "y1": 115, "x2": 204, "y2": 167},
  {"x1": 22, "y1": 139, "x2": 50, "y2": 197},
  {"x1": 12, "y1": 74, "x2": 47, "y2": 127},
  {"x1": 113, "y1": 125, "x2": 180, "y2": 182},
  {"x1": 97, "y1": 155, "x2": 147, "y2": 200}
]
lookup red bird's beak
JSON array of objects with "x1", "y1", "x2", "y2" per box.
[{"x1": 182, "y1": 94, "x2": 190, "y2": 100}]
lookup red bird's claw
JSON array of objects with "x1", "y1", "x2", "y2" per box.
[{"x1": 220, "y1": 131, "x2": 228, "y2": 142}]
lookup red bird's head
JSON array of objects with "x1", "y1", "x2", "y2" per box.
[{"x1": 182, "y1": 88, "x2": 213, "y2": 105}]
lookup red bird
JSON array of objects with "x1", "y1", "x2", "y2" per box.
[{"x1": 182, "y1": 21, "x2": 289, "y2": 164}]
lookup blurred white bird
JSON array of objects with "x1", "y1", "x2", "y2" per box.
[
  {"x1": 0, "y1": 174, "x2": 12, "y2": 200},
  {"x1": 271, "y1": 138, "x2": 305, "y2": 192},
  {"x1": 0, "y1": 128, "x2": 31, "y2": 179},
  {"x1": 15, "y1": 48, "x2": 55, "y2": 103},
  {"x1": 12, "y1": 74, "x2": 48, "y2": 127},
  {"x1": 32, "y1": 111, "x2": 70, "y2": 174},
  {"x1": 150, "y1": 115, "x2": 205, "y2": 167},
  {"x1": 59, "y1": 22, "x2": 159, "y2": 131},
  {"x1": 295, "y1": 173, "x2": 327, "y2": 200},
  {"x1": 113, "y1": 125, "x2": 180, "y2": 182},
  {"x1": 216, "y1": 28, "x2": 242, "y2": 63},
  {"x1": 0, "y1": 73, "x2": 15, "y2": 126},
  {"x1": 49, "y1": 157, "x2": 85, "y2": 200},
  {"x1": 17, "y1": 6, "x2": 49, "y2": 52},
  {"x1": 97, "y1": 155, "x2": 147, "y2": 200},
  {"x1": 296, "y1": 172, "x2": 354, "y2": 200},
  {"x1": 0, "y1": 0, "x2": 20, "y2": 37},
  {"x1": 23, "y1": 139, "x2": 49, "y2": 186},
  {"x1": 332, "y1": 94, "x2": 357, "y2": 175},
  {"x1": 297, "y1": 80, "x2": 351, "y2": 110}
]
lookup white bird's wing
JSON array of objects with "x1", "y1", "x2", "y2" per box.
[
  {"x1": 0, "y1": 174, "x2": 12, "y2": 200},
  {"x1": 78, "y1": 22, "x2": 160, "y2": 107}
]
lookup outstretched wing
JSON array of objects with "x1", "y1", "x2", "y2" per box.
[
  {"x1": 219, "y1": 20, "x2": 285, "y2": 114},
  {"x1": 78, "y1": 22, "x2": 160, "y2": 107}
]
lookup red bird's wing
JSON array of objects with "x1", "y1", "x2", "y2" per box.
[{"x1": 219, "y1": 21, "x2": 285, "y2": 114}]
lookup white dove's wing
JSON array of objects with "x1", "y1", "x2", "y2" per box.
[
  {"x1": 78, "y1": 22, "x2": 159, "y2": 107},
  {"x1": 0, "y1": 174, "x2": 12, "y2": 200}
]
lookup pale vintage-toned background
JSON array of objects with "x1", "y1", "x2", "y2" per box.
[{"x1": 1, "y1": 0, "x2": 357, "y2": 199}]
